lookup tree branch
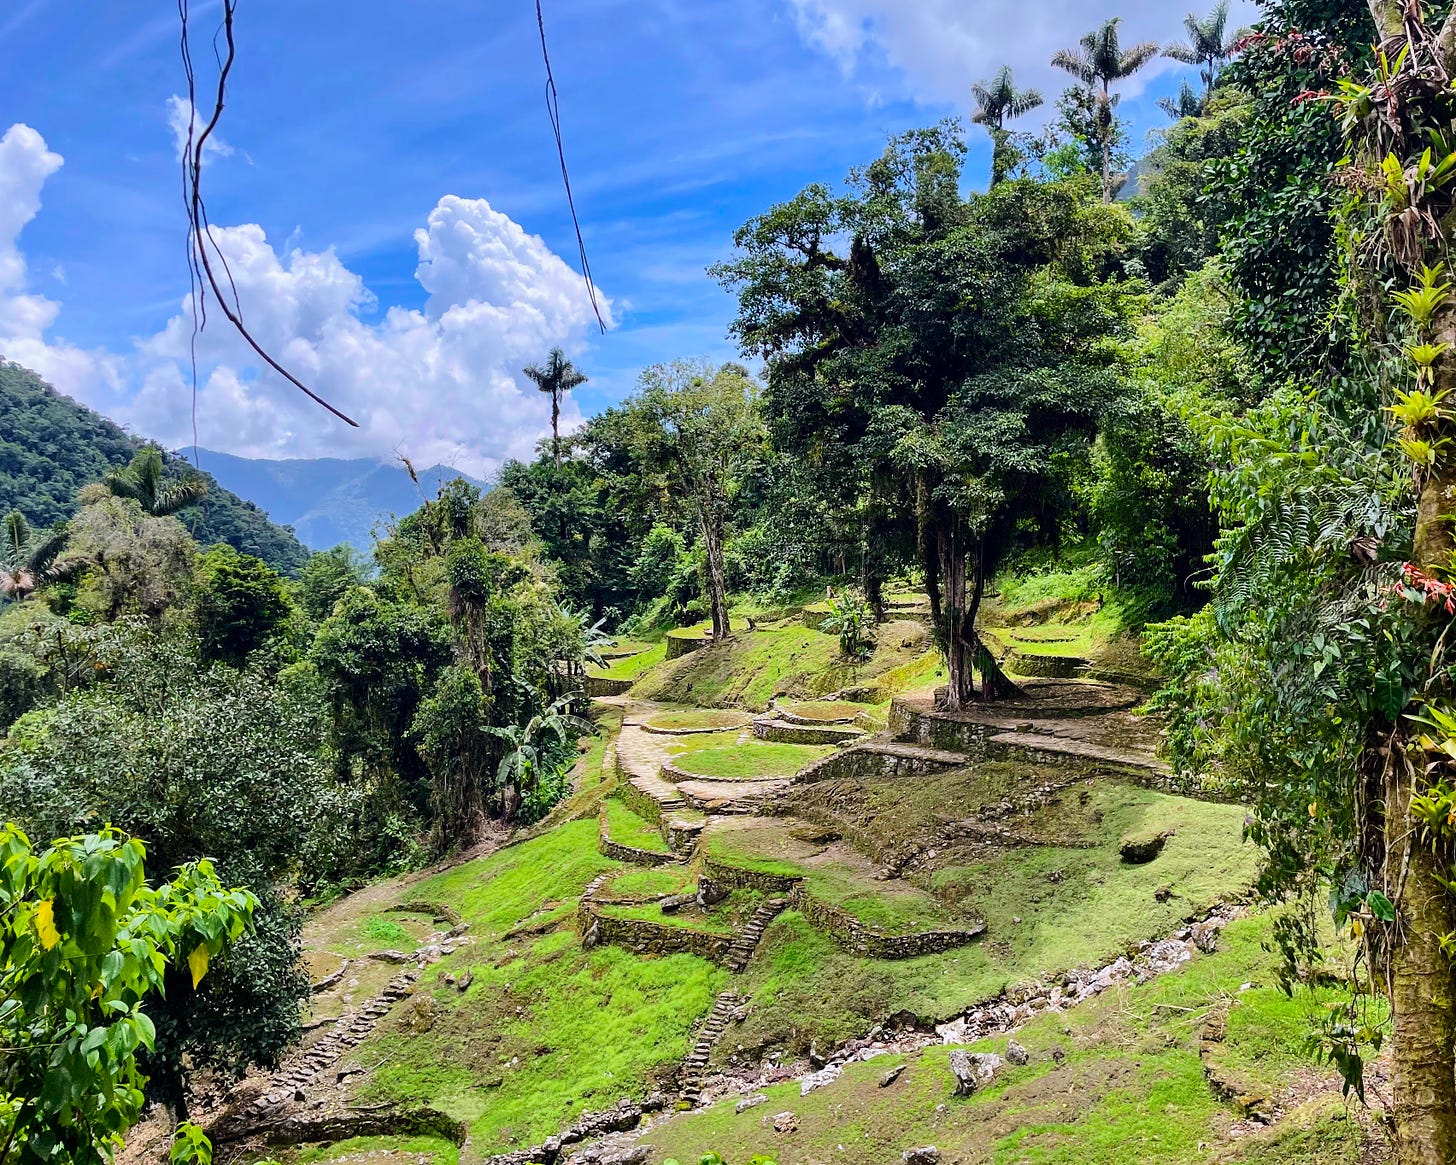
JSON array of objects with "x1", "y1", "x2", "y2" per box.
[{"x1": 1439, "y1": 5, "x2": 1456, "y2": 73}]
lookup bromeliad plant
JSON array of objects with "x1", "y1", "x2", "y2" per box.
[{"x1": 1389, "y1": 267, "x2": 1455, "y2": 475}]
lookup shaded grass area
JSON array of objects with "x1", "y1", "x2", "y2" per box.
[
  {"x1": 646, "y1": 709, "x2": 753, "y2": 732},
  {"x1": 312, "y1": 821, "x2": 729, "y2": 1159},
  {"x1": 603, "y1": 797, "x2": 671, "y2": 853},
  {"x1": 242, "y1": 1136, "x2": 461, "y2": 1164},
  {"x1": 634, "y1": 621, "x2": 930, "y2": 710},
  {"x1": 668, "y1": 741, "x2": 834, "y2": 780},
  {"x1": 644, "y1": 914, "x2": 1366, "y2": 1165}
]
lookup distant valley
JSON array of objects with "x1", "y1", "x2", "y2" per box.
[{"x1": 190, "y1": 449, "x2": 487, "y2": 552}]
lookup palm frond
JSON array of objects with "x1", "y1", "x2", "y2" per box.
[
  {"x1": 1051, "y1": 47, "x2": 1095, "y2": 84},
  {"x1": 1118, "y1": 40, "x2": 1161, "y2": 77}
]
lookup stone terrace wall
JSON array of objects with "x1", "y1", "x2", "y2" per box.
[
  {"x1": 796, "y1": 743, "x2": 964, "y2": 784},
  {"x1": 579, "y1": 903, "x2": 736, "y2": 964},
  {"x1": 614, "y1": 778, "x2": 667, "y2": 827},
  {"x1": 702, "y1": 859, "x2": 802, "y2": 895},
  {"x1": 597, "y1": 812, "x2": 679, "y2": 867},
  {"x1": 753, "y1": 719, "x2": 864, "y2": 746},
  {"x1": 585, "y1": 675, "x2": 634, "y2": 698},
  {"x1": 790, "y1": 886, "x2": 984, "y2": 959},
  {"x1": 888, "y1": 700, "x2": 997, "y2": 756},
  {"x1": 665, "y1": 633, "x2": 708, "y2": 661}
]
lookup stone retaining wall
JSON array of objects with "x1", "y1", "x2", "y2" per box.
[
  {"x1": 887, "y1": 701, "x2": 997, "y2": 756},
  {"x1": 228, "y1": 1106, "x2": 468, "y2": 1148},
  {"x1": 665, "y1": 633, "x2": 709, "y2": 660},
  {"x1": 790, "y1": 886, "x2": 984, "y2": 958},
  {"x1": 702, "y1": 859, "x2": 802, "y2": 895},
  {"x1": 615, "y1": 781, "x2": 666, "y2": 827},
  {"x1": 579, "y1": 902, "x2": 736, "y2": 964},
  {"x1": 795, "y1": 744, "x2": 964, "y2": 784},
  {"x1": 752, "y1": 718, "x2": 864, "y2": 746},
  {"x1": 1006, "y1": 652, "x2": 1088, "y2": 680},
  {"x1": 597, "y1": 810, "x2": 678, "y2": 867},
  {"x1": 585, "y1": 675, "x2": 635, "y2": 698},
  {"x1": 800, "y1": 607, "x2": 831, "y2": 632}
]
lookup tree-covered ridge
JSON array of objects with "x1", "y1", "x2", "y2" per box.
[{"x1": 0, "y1": 361, "x2": 310, "y2": 574}]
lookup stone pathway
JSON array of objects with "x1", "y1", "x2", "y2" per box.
[
  {"x1": 727, "y1": 897, "x2": 790, "y2": 972},
  {"x1": 675, "y1": 776, "x2": 792, "y2": 814},
  {"x1": 227, "y1": 963, "x2": 420, "y2": 1134},
  {"x1": 680, "y1": 990, "x2": 745, "y2": 1107}
]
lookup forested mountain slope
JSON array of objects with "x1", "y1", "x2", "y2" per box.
[
  {"x1": 0, "y1": 360, "x2": 310, "y2": 574},
  {"x1": 195, "y1": 448, "x2": 487, "y2": 553}
]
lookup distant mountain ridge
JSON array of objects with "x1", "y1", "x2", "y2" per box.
[
  {"x1": 190, "y1": 450, "x2": 487, "y2": 552},
  {"x1": 0, "y1": 361, "x2": 311, "y2": 575}
]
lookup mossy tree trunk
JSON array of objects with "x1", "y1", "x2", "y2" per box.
[{"x1": 1362, "y1": 7, "x2": 1456, "y2": 1159}]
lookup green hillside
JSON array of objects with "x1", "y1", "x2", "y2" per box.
[{"x1": 0, "y1": 360, "x2": 310, "y2": 574}]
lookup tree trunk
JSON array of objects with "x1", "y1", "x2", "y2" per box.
[
  {"x1": 1386, "y1": 753, "x2": 1456, "y2": 1165},
  {"x1": 700, "y1": 505, "x2": 731, "y2": 642},
  {"x1": 551, "y1": 389, "x2": 561, "y2": 464}
]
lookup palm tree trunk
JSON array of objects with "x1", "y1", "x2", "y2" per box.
[{"x1": 551, "y1": 389, "x2": 561, "y2": 464}]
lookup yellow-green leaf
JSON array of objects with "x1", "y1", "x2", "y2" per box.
[
  {"x1": 35, "y1": 898, "x2": 60, "y2": 950},
  {"x1": 188, "y1": 942, "x2": 209, "y2": 989}
]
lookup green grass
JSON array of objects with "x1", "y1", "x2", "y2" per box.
[
  {"x1": 364, "y1": 916, "x2": 411, "y2": 944},
  {"x1": 604, "y1": 798, "x2": 671, "y2": 853},
  {"x1": 728, "y1": 783, "x2": 1257, "y2": 1057},
  {"x1": 336, "y1": 822, "x2": 729, "y2": 1159},
  {"x1": 249, "y1": 1136, "x2": 461, "y2": 1164},
  {"x1": 646, "y1": 708, "x2": 753, "y2": 732},
  {"x1": 590, "y1": 642, "x2": 669, "y2": 681},
  {"x1": 668, "y1": 741, "x2": 833, "y2": 780},
  {"x1": 777, "y1": 699, "x2": 865, "y2": 721},
  {"x1": 642, "y1": 914, "x2": 1366, "y2": 1165},
  {"x1": 608, "y1": 866, "x2": 697, "y2": 899}
]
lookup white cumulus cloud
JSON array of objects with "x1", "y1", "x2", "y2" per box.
[
  {"x1": 166, "y1": 94, "x2": 234, "y2": 164},
  {"x1": 0, "y1": 124, "x2": 612, "y2": 479},
  {"x1": 785, "y1": 0, "x2": 1260, "y2": 116}
]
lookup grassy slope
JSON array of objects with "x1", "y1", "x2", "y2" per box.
[
  {"x1": 315, "y1": 821, "x2": 728, "y2": 1160},
  {"x1": 726, "y1": 784, "x2": 1257, "y2": 1055},
  {"x1": 644, "y1": 914, "x2": 1366, "y2": 1165},
  {"x1": 633, "y1": 620, "x2": 931, "y2": 710},
  {"x1": 604, "y1": 797, "x2": 672, "y2": 852}
]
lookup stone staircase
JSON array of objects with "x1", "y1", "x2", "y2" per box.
[
  {"x1": 680, "y1": 989, "x2": 743, "y2": 1106},
  {"x1": 235, "y1": 965, "x2": 420, "y2": 1127},
  {"x1": 727, "y1": 896, "x2": 790, "y2": 972}
]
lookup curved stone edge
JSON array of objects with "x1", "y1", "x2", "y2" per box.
[
  {"x1": 660, "y1": 758, "x2": 798, "y2": 786},
  {"x1": 1006, "y1": 651, "x2": 1089, "y2": 680},
  {"x1": 224, "y1": 1106, "x2": 468, "y2": 1149},
  {"x1": 597, "y1": 807, "x2": 680, "y2": 867},
  {"x1": 641, "y1": 720, "x2": 750, "y2": 737}
]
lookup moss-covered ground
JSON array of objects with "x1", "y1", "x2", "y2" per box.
[
  {"x1": 643, "y1": 914, "x2": 1369, "y2": 1165},
  {"x1": 591, "y1": 642, "x2": 670, "y2": 681},
  {"x1": 241, "y1": 1136, "x2": 461, "y2": 1164},
  {"x1": 292, "y1": 821, "x2": 726, "y2": 1160},
  {"x1": 667, "y1": 741, "x2": 834, "y2": 780},
  {"x1": 604, "y1": 797, "x2": 672, "y2": 852},
  {"x1": 646, "y1": 708, "x2": 754, "y2": 732}
]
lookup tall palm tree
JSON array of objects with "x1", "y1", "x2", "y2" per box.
[
  {"x1": 0, "y1": 511, "x2": 69, "y2": 601},
  {"x1": 1163, "y1": 2, "x2": 1245, "y2": 96},
  {"x1": 970, "y1": 66, "x2": 1044, "y2": 186},
  {"x1": 1158, "y1": 78, "x2": 1206, "y2": 121},
  {"x1": 102, "y1": 447, "x2": 208, "y2": 517},
  {"x1": 1053, "y1": 18, "x2": 1160, "y2": 201},
  {"x1": 522, "y1": 348, "x2": 588, "y2": 464}
]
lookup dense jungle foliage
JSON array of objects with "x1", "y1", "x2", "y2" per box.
[{"x1": 14, "y1": 0, "x2": 1456, "y2": 1162}]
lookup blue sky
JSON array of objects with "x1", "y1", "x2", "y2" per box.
[{"x1": 0, "y1": 0, "x2": 1255, "y2": 474}]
